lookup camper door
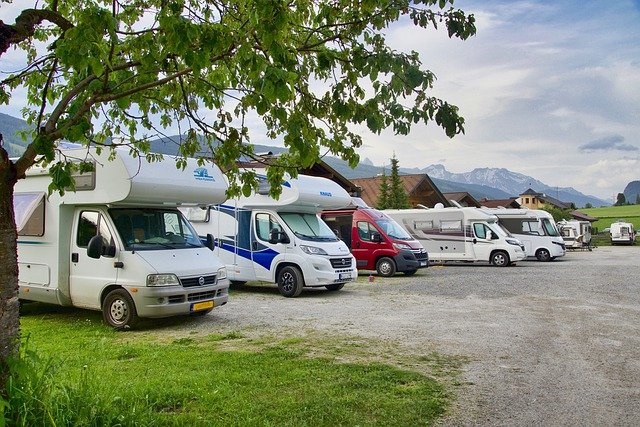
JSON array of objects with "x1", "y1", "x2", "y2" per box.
[
  {"x1": 470, "y1": 222, "x2": 497, "y2": 261},
  {"x1": 251, "y1": 211, "x2": 288, "y2": 281},
  {"x1": 69, "y1": 208, "x2": 119, "y2": 309}
]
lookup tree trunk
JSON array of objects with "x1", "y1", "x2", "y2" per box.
[{"x1": 0, "y1": 141, "x2": 20, "y2": 392}]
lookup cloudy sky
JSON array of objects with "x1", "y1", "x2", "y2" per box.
[
  {"x1": 1, "y1": 1, "x2": 639, "y2": 201},
  {"x1": 369, "y1": 0, "x2": 640, "y2": 201}
]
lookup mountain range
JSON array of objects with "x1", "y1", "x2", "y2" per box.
[{"x1": 1, "y1": 112, "x2": 610, "y2": 207}]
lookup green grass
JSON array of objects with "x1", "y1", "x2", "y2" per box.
[
  {"x1": 7, "y1": 303, "x2": 460, "y2": 426},
  {"x1": 580, "y1": 205, "x2": 640, "y2": 232}
]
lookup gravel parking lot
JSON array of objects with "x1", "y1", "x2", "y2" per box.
[{"x1": 187, "y1": 246, "x2": 640, "y2": 426}]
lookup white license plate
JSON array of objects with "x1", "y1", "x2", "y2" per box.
[
  {"x1": 339, "y1": 273, "x2": 352, "y2": 280},
  {"x1": 420, "y1": 261, "x2": 427, "y2": 266}
]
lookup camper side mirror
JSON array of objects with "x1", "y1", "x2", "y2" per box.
[
  {"x1": 370, "y1": 231, "x2": 383, "y2": 243},
  {"x1": 269, "y1": 229, "x2": 289, "y2": 244},
  {"x1": 206, "y1": 234, "x2": 215, "y2": 251},
  {"x1": 87, "y1": 235, "x2": 105, "y2": 259}
]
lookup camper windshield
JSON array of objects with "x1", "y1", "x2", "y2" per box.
[
  {"x1": 279, "y1": 212, "x2": 339, "y2": 242},
  {"x1": 109, "y1": 208, "x2": 204, "y2": 250},
  {"x1": 490, "y1": 222, "x2": 512, "y2": 238},
  {"x1": 541, "y1": 218, "x2": 560, "y2": 236},
  {"x1": 375, "y1": 219, "x2": 412, "y2": 240}
]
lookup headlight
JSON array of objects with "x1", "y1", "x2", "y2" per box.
[
  {"x1": 505, "y1": 238, "x2": 521, "y2": 246},
  {"x1": 393, "y1": 242, "x2": 411, "y2": 250},
  {"x1": 300, "y1": 245, "x2": 328, "y2": 255},
  {"x1": 217, "y1": 266, "x2": 227, "y2": 281},
  {"x1": 147, "y1": 274, "x2": 180, "y2": 287}
]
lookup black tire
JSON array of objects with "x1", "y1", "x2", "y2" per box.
[
  {"x1": 490, "y1": 251, "x2": 510, "y2": 267},
  {"x1": 376, "y1": 257, "x2": 396, "y2": 277},
  {"x1": 277, "y1": 266, "x2": 304, "y2": 297},
  {"x1": 103, "y1": 289, "x2": 139, "y2": 330},
  {"x1": 325, "y1": 283, "x2": 345, "y2": 291},
  {"x1": 536, "y1": 248, "x2": 551, "y2": 262},
  {"x1": 403, "y1": 269, "x2": 417, "y2": 276}
]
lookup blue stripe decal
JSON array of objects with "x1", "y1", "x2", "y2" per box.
[
  {"x1": 217, "y1": 242, "x2": 278, "y2": 270},
  {"x1": 17, "y1": 241, "x2": 46, "y2": 245}
]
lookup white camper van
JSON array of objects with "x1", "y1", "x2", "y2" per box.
[
  {"x1": 184, "y1": 173, "x2": 358, "y2": 297},
  {"x1": 609, "y1": 220, "x2": 636, "y2": 245},
  {"x1": 480, "y1": 208, "x2": 566, "y2": 261},
  {"x1": 384, "y1": 206, "x2": 526, "y2": 266},
  {"x1": 557, "y1": 219, "x2": 592, "y2": 249},
  {"x1": 15, "y1": 146, "x2": 230, "y2": 329}
]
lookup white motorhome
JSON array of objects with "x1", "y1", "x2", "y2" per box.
[
  {"x1": 557, "y1": 219, "x2": 592, "y2": 249},
  {"x1": 384, "y1": 206, "x2": 526, "y2": 266},
  {"x1": 480, "y1": 208, "x2": 566, "y2": 261},
  {"x1": 184, "y1": 173, "x2": 358, "y2": 297},
  {"x1": 15, "y1": 146, "x2": 230, "y2": 329},
  {"x1": 609, "y1": 220, "x2": 636, "y2": 245}
]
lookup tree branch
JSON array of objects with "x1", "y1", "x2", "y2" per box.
[{"x1": 0, "y1": 8, "x2": 73, "y2": 57}]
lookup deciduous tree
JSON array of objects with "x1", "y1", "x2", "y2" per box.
[{"x1": 0, "y1": 0, "x2": 475, "y2": 387}]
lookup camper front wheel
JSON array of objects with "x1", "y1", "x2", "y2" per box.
[
  {"x1": 277, "y1": 266, "x2": 304, "y2": 297},
  {"x1": 376, "y1": 257, "x2": 396, "y2": 277},
  {"x1": 536, "y1": 248, "x2": 552, "y2": 262},
  {"x1": 103, "y1": 289, "x2": 139, "y2": 330},
  {"x1": 490, "y1": 251, "x2": 510, "y2": 267}
]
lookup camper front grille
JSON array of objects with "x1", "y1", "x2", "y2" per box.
[
  {"x1": 413, "y1": 251, "x2": 428, "y2": 261},
  {"x1": 180, "y1": 274, "x2": 217, "y2": 287},
  {"x1": 330, "y1": 257, "x2": 352, "y2": 269},
  {"x1": 188, "y1": 290, "x2": 217, "y2": 302}
]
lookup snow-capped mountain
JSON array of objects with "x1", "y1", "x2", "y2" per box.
[{"x1": 408, "y1": 164, "x2": 609, "y2": 207}]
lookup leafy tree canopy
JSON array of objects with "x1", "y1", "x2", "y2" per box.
[{"x1": 0, "y1": 0, "x2": 475, "y2": 195}]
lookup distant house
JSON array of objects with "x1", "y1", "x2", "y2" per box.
[
  {"x1": 442, "y1": 192, "x2": 481, "y2": 208},
  {"x1": 517, "y1": 188, "x2": 571, "y2": 210},
  {"x1": 351, "y1": 174, "x2": 449, "y2": 209},
  {"x1": 479, "y1": 197, "x2": 521, "y2": 209}
]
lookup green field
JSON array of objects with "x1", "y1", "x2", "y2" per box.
[
  {"x1": 6, "y1": 303, "x2": 463, "y2": 426},
  {"x1": 580, "y1": 205, "x2": 640, "y2": 232}
]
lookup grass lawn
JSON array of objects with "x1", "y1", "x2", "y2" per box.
[
  {"x1": 10, "y1": 303, "x2": 464, "y2": 426},
  {"x1": 580, "y1": 205, "x2": 640, "y2": 233}
]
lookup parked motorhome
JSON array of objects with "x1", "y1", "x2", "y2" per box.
[
  {"x1": 320, "y1": 198, "x2": 428, "y2": 276},
  {"x1": 183, "y1": 173, "x2": 357, "y2": 297},
  {"x1": 480, "y1": 208, "x2": 566, "y2": 261},
  {"x1": 384, "y1": 206, "x2": 526, "y2": 266},
  {"x1": 556, "y1": 219, "x2": 592, "y2": 249},
  {"x1": 15, "y1": 146, "x2": 230, "y2": 329},
  {"x1": 609, "y1": 220, "x2": 636, "y2": 245}
]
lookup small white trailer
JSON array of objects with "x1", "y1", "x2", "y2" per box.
[
  {"x1": 183, "y1": 173, "x2": 358, "y2": 297},
  {"x1": 480, "y1": 208, "x2": 566, "y2": 261},
  {"x1": 556, "y1": 219, "x2": 592, "y2": 250},
  {"x1": 609, "y1": 220, "x2": 636, "y2": 245},
  {"x1": 15, "y1": 146, "x2": 230, "y2": 329},
  {"x1": 384, "y1": 205, "x2": 526, "y2": 266}
]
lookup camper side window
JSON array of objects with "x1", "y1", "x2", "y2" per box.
[
  {"x1": 255, "y1": 213, "x2": 282, "y2": 241},
  {"x1": 77, "y1": 211, "x2": 114, "y2": 255}
]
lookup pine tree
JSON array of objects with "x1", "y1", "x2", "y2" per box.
[
  {"x1": 388, "y1": 154, "x2": 410, "y2": 209},
  {"x1": 376, "y1": 168, "x2": 390, "y2": 209}
]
